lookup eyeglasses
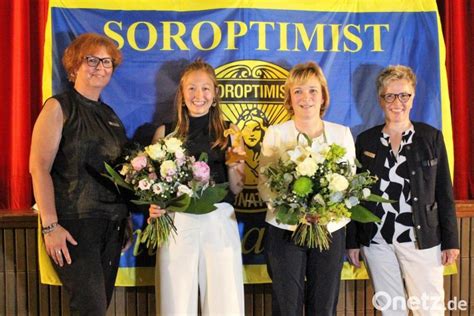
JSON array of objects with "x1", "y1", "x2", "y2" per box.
[
  {"x1": 84, "y1": 56, "x2": 114, "y2": 68},
  {"x1": 380, "y1": 93, "x2": 412, "y2": 103}
]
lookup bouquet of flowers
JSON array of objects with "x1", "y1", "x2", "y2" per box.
[
  {"x1": 104, "y1": 136, "x2": 227, "y2": 253},
  {"x1": 261, "y1": 134, "x2": 385, "y2": 250}
]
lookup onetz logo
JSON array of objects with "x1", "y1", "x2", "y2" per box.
[{"x1": 372, "y1": 291, "x2": 468, "y2": 312}]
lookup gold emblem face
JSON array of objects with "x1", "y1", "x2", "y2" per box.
[{"x1": 216, "y1": 60, "x2": 290, "y2": 213}]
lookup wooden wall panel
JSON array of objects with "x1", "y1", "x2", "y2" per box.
[
  {"x1": 26, "y1": 229, "x2": 39, "y2": 315},
  {"x1": 4, "y1": 228, "x2": 16, "y2": 315},
  {"x1": 111, "y1": 287, "x2": 126, "y2": 316},
  {"x1": 15, "y1": 229, "x2": 27, "y2": 314},
  {"x1": 1, "y1": 203, "x2": 473, "y2": 315},
  {"x1": 470, "y1": 220, "x2": 474, "y2": 314},
  {"x1": 0, "y1": 230, "x2": 4, "y2": 316}
]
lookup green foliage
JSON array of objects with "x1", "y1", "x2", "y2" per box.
[
  {"x1": 349, "y1": 205, "x2": 381, "y2": 223},
  {"x1": 186, "y1": 183, "x2": 228, "y2": 214},
  {"x1": 103, "y1": 162, "x2": 133, "y2": 191}
]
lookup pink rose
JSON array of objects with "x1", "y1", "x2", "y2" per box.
[
  {"x1": 176, "y1": 157, "x2": 186, "y2": 167},
  {"x1": 149, "y1": 172, "x2": 158, "y2": 180},
  {"x1": 192, "y1": 161, "x2": 210, "y2": 183},
  {"x1": 131, "y1": 156, "x2": 147, "y2": 171}
]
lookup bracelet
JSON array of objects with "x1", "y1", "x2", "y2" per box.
[{"x1": 42, "y1": 222, "x2": 59, "y2": 235}]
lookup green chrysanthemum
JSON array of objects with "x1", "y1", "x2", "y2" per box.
[{"x1": 292, "y1": 177, "x2": 313, "y2": 197}]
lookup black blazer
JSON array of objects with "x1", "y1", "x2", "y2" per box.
[{"x1": 346, "y1": 122, "x2": 459, "y2": 250}]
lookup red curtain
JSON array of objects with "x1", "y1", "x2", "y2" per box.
[
  {"x1": 437, "y1": 0, "x2": 474, "y2": 199},
  {"x1": 0, "y1": 1, "x2": 472, "y2": 209},
  {"x1": 0, "y1": 0, "x2": 48, "y2": 208},
  {"x1": 470, "y1": 3, "x2": 474, "y2": 199}
]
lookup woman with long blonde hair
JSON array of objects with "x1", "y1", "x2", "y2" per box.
[{"x1": 149, "y1": 59, "x2": 246, "y2": 315}]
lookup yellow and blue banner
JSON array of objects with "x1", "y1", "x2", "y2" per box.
[{"x1": 41, "y1": 0, "x2": 454, "y2": 285}]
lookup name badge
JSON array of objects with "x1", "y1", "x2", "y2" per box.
[{"x1": 363, "y1": 151, "x2": 376, "y2": 158}]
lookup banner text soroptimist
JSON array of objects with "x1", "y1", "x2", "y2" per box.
[{"x1": 104, "y1": 20, "x2": 389, "y2": 52}]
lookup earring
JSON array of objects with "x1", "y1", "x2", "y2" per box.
[{"x1": 212, "y1": 99, "x2": 217, "y2": 107}]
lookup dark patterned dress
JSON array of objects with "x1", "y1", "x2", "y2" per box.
[{"x1": 371, "y1": 127, "x2": 416, "y2": 245}]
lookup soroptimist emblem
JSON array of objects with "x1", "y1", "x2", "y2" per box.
[{"x1": 215, "y1": 60, "x2": 290, "y2": 214}]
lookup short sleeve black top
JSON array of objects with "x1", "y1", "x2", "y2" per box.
[{"x1": 50, "y1": 89, "x2": 129, "y2": 221}]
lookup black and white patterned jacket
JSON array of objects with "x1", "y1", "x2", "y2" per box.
[{"x1": 346, "y1": 122, "x2": 459, "y2": 250}]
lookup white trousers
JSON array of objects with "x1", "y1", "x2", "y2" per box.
[
  {"x1": 156, "y1": 203, "x2": 245, "y2": 316},
  {"x1": 362, "y1": 242, "x2": 444, "y2": 316}
]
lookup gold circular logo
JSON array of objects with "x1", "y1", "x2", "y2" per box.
[{"x1": 216, "y1": 60, "x2": 290, "y2": 213}]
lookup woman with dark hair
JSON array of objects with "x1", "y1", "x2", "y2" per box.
[
  {"x1": 149, "y1": 59, "x2": 245, "y2": 315},
  {"x1": 30, "y1": 33, "x2": 129, "y2": 315}
]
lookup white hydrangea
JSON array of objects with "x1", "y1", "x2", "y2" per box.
[{"x1": 344, "y1": 196, "x2": 360, "y2": 208}]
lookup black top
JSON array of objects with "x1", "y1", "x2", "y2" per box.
[
  {"x1": 346, "y1": 122, "x2": 459, "y2": 250},
  {"x1": 166, "y1": 114, "x2": 234, "y2": 203},
  {"x1": 50, "y1": 89, "x2": 128, "y2": 221}
]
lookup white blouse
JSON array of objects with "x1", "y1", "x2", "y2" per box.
[{"x1": 257, "y1": 120, "x2": 356, "y2": 231}]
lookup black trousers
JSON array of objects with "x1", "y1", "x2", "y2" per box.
[
  {"x1": 264, "y1": 224, "x2": 345, "y2": 316},
  {"x1": 53, "y1": 218, "x2": 126, "y2": 316}
]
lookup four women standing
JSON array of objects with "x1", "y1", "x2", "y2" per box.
[{"x1": 31, "y1": 31, "x2": 459, "y2": 315}]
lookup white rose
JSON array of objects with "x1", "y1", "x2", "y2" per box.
[
  {"x1": 177, "y1": 184, "x2": 193, "y2": 197},
  {"x1": 164, "y1": 137, "x2": 183, "y2": 153},
  {"x1": 327, "y1": 173, "x2": 349, "y2": 192},
  {"x1": 296, "y1": 157, "x2": 318, "y2": 177},
  {"x1": 160, "y1": 160, "x2": 177, "y2": 178},
  {"x1": 145, "y1": 143, "x2": 166, "y2": 160},
  {"x1": 362, "y1": 188, "x2": 371, "y2": 198}
]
